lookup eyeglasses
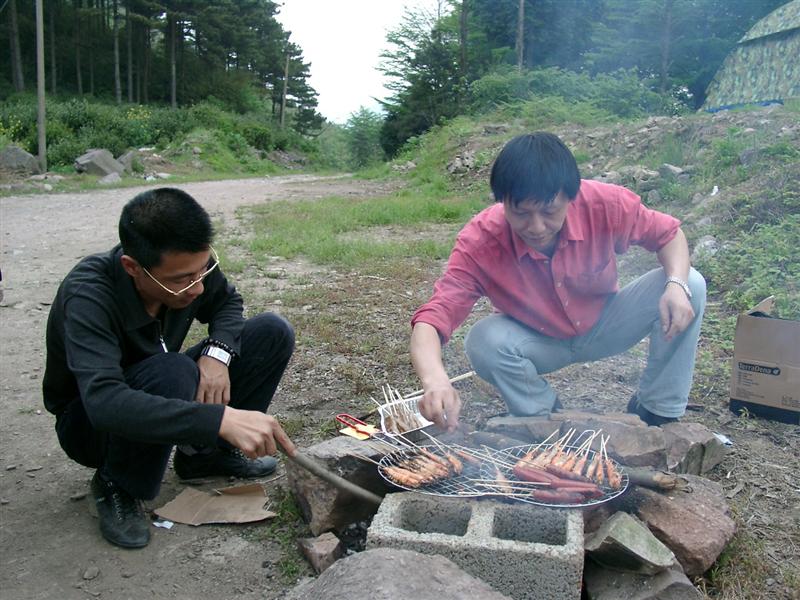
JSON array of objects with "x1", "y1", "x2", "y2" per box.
[{"x1": 141, "y1": 246, "x2": 219, "y2": 296}]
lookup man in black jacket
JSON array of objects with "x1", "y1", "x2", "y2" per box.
[{"x1": 43, "y1": 188, "x2": 296, "y2": 549}]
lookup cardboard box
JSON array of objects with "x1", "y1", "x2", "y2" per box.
[{"x1": 729, "y1": 297, "x2": 800, "y2": 424}]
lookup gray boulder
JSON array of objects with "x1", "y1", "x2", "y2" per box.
[
  {"x1": 282, "y1": 547, "x2": 512, "y2": 600},
  {"x1": 74, "y1": 149, "x2": 124, "y2": 176},
  {"x1": 584, "y1": 562, "x2": 702, "y2": 600},
  {"x1": 0, "y1": 146, "x2": 41, "y2": 175},
  {"x1": 117, "y1": 150, "x2": 137, "y2": 174},
  {"x1": 585, "y1": 511, "x2": 677, "y2": 575}
]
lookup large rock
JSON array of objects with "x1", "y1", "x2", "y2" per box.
[
  {"x1": 557, "y1": 418, "x2": 666, "y2": 469},
  {"x1": 285, "y1": 436, "x2": 388, "y2": 536},
  {"x1": 585, "y1": 511, "x2": 677, "y2": 575},
  {"x1": 117, "y1": 150, "x2": 137, "y2": 174},
  {"x1": 0, "y1": 145, "x2": 41, "y2": 175},
  {"x1": 484, "y1": 415, "x2": 553, "y2": 442},
  {"x1": 74, "y1": 149, "x2": 124, "y2": 176},
  {"x1": 662, "y1": 422, "x2": 729, "y2": 475},
  {"x1": 283, "y1": 547, "x2": 512, "y2": 600},
  {"x1": 624, "y1": 475, "x2": 736, "y2": 576},
  {"x1": 584, "y1": 561, "x2": 702, "y2": 600}
]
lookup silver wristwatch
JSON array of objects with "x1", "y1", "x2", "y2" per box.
[
  {"x1": 201, "y1": 344, "x2": 232, "y2": 366},
  {"x1": 665, "y1": 276, "x2": 692, "y2": 299}
]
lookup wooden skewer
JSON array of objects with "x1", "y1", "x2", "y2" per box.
[{"x1": 402, "y1": 371, "x2": 476, "y2": 398}]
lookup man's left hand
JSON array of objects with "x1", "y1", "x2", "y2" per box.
[
  {"x1": 196, "y1": 355, "x2": 231, "y2": 404},
  {"x1": 659, "y1": 285, "x2": 695, "y2": 341}
]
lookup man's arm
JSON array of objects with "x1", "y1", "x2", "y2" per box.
[
  {"x1": 656, "y1": 228, "x2": 695, "y2": 341},
  {"x1": 194, "y1": 268, "x2": 244, "y2": 404},
  {"x1": 410, "y1": 322, "x2": 461, "y2": 432}
]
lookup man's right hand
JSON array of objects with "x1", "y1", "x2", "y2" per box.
[
  {"x1": 410, "y1": 322, "x2": 463, "y2": 433},
  {"x1": 218, "y1": 406, "x2": 296, "y2": 458},
  {"x1": 418, "y1": 381, "x2": 462, "y2": 433}
]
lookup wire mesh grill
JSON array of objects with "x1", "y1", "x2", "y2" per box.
[
  {"x1": 377, "y1": 445, "x2": 486, "y2": 497},
  {"x1": 376, "y1": 442, "x2": 629, "y2": 508},
  {"x1": 484, "y1": 444, "x2": 630, "y2": 508}
]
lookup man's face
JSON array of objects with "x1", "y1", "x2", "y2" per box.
[
  {"x1": 503, "y1": 192, "x2": 570, "y2": 253},
  {"x1": 134, "y1": 249, "x2": 214, "y2": 310}
]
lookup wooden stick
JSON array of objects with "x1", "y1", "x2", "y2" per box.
[{"x1": 403, "y1": 371, "x2": 476, "y2": 398}]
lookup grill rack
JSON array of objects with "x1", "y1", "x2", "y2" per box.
[
  {"x1": 484, "y1": 444, "x2": 630, "y2": 508},
  {"x1": 376, "y1": 442, "x2": 629, "y2": 508},
  {"x1": 376, "y1": 445, "x2": 487, "y2": 497}
]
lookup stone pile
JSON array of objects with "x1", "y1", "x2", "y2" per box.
[{"x1": 283, "y1": 411, "x2": 736, "y2": 599}]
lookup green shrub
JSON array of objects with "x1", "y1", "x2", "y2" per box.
[
  {"x1": 47, "y1": 137, "x2": 87, "y2": 166},
  {"x1": 468, "y1": 67, "x2": 675, "y2": 119},
  {"x1": 240, "y1": 120, "x2": 275, "y2": 151},
  {"x1": 696, "y1": 214, "x2": 800, "y2": 318},
  {"x1": 149, "y1": 106, "x2": 196, "y2": 146}
]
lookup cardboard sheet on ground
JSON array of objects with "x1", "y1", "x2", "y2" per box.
[{"x1": 154, "y1": 483, "x2": 276, "y2": 526}]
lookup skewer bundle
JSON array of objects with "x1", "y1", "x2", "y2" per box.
[
  {"x1": 508, "y1": 429, "x2": 623, "y2": 504},
  {"x1": 375, "y1": 384, "x2": 429, "y2": 435}
]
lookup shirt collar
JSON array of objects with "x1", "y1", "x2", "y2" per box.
[{"x1": 112, "y1": 246, "x2": 157, "y2": 330}]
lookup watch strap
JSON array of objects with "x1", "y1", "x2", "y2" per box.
[{"x1": 201, "y1": 344, "x2": 232, "y2": 366}]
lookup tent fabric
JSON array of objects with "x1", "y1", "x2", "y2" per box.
[{"x1": 703, "y1": 0, "x2": 800, "y2": 111}]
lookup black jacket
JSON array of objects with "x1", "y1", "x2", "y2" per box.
[{"x1": 43, "y1": 245, "x2": 244, "y2": 446}]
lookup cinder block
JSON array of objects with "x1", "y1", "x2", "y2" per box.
[{"x1": 367, "y1": 492, "x2": 584, "y2": 600}]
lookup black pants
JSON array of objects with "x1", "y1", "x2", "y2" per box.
[{"x1": 55, "y1": 313, "x2": 294, "y2": 500}]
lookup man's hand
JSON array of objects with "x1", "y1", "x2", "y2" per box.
[
  {"x1": 196, "y1": 355, "x2": 231, "y2": 404},
  {"x1": 659, "y1": 284, "x2": 695, "y2": 341},
  {"x1": 218, "y1": 406, "x2": 297, "y2": 458},
  {"x1": 418, "y1": 381, "x2": 462, "y2": 433}
]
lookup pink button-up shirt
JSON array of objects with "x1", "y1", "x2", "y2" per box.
[{"x1": 411, "y1": 180, "x2": 680, "y2": 342}]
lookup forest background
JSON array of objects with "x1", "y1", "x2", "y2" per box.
[{"x1": 0, "y1": 0, "x2": 788, "y2": 174}]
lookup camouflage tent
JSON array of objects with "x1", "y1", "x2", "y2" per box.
[{"x1": 703, "y1": 0, "x2": 800, "y2": 112}]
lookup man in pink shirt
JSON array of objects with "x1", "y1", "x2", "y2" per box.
[{"x1": 411, "y1": 132, "x2": 705, "y2": 428}]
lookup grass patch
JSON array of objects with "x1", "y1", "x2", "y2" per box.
[{"x1": 247, "y1": 189, "x2": 483, "y2": 268}]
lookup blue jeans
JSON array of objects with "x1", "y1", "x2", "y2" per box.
[{"x1": 464, "y1": 268, "x2": 706, "y2": 419}]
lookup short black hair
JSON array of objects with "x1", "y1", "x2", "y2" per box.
[
  {"x1": 118, "y1": 188, "x2": 213, "y2": 269},
  {"x1": 490, "y1": 132, "x2": 581, "y2": 206}
]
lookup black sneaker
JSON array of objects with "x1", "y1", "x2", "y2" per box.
[
  {"x1": 626, "y1": 395, "x2": 678, "y2": 427},
  {"x1": 90, "y1": 472, "x2": 150, "y2": 549},
  {"x1": 173, "y1": 447, "x2": 278, "y2": 480}
]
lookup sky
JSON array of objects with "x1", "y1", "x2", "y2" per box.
[{"x1": 275, "y1": 0, "x2": 437, "y2": 124}]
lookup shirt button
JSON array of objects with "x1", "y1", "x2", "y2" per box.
[
  {"x1": 564, "y1": 300, "x2": 569, "y2": 307},
  {"x1": 556, "y1": 281, "x2": 562, "y2": 287},
  {"x1": 576, "y1": 320, "x2": 581, "y2": 326}
]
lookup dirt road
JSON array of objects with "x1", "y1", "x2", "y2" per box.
[{"x1": 0, "y1": 175, "x2": 396, "y2": 600}]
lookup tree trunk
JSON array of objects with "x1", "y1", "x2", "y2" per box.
[
  {"x1": 88, "y1": 0, "x2": 95, "y2": 95},
  {"x1": 515, "y1": 0, "x2": 524, "y2": 71},
  {"x1": 9, "y1": 0, "x2": 26, "y2": 91},
  {"x1": 74, "y1": 0, "x2": 82, "y2": 94},
  {"x1": 169, "y1": 14, "x2": 177, "y2": 108},
  {"x1": 459, "y1": 0, "x2": 468, "y2": 79},
  {"x1": 659, "y1": 0, "x2": 674, "y2": 94},
  {"x1": 35, "y1": 0, "x2": 47, "y2": 172},
  {"x1": 49, "y1": 0, "x2": 57, "y2": 94},
  {"x1": 280, "y1": 51, "x2": 289, "y2": 128},
  {"x1": 113, "y1": 0, "x2": 121, "y2": 103},
  {"x1": 143, "y1": 22, "x2": 150, "y2": 103},
  {"x1": 126, "y1": 2, "x2": 133, "y2": 102}
]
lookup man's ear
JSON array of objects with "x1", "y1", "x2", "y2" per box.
[{"x1": 120, "y1": 254, "x2": 141, "y2": 278}]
